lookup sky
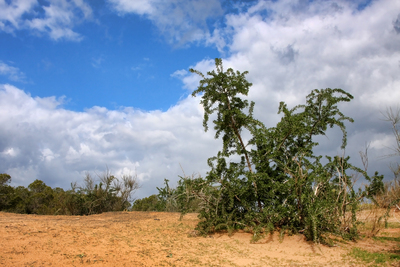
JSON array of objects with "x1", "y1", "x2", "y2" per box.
[{"x1": 1, "y1": 0, "x2": 400, "y2": 200}]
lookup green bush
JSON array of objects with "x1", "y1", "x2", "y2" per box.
[
  {"x1": 131, "y1": 195, "x2": 163, "y2": 211},
  {"x1": 133, "y1": 176, "x2": 205, "y2": 213},
  {"x1": 172, "y1": 58, "x2": 383, "y2": 243}
]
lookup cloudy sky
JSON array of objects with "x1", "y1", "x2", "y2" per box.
[{"x1": 1, "y1": 0, "x2": 399, "y2": 199}]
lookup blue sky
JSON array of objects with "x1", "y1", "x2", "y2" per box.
[
  {"x1": 1, "y1": 0, "x2": 400, "y2": 199},
  {"x1": 0, "y1": 0, "x2": 222, "y2": 111}
]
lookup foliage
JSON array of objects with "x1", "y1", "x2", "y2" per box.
[
  {"x1": 131, "y1": 194, "x2": 164, "y2": 211},
  {"x1": 374, "y1": 179, "x2": 400, "y2": 208},
  {"x1": 133, "y1": 175, "x2": 206, "y2": 213},
  {"x1": 0, "y1": 173, "x2": 11, "y2": 186},
  {"x1": 0, "y1": 170, "x2": 140, "y2": 215},
  {"x1": 157, "y1": 176, "x2": 206, "y2": 214},
  {"x1": 0, "y1": 173, "x2": 13, "y2": 210},
  {"x1": 179, "y1": 58, "x2": 384, "y2": 243},
  {"x1": 73, "y1": 171, "x2": 140, "y2": 215}
]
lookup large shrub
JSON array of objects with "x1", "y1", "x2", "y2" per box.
[{"x1": 173, "y1": 58, "x2": 383, "y2": 243}]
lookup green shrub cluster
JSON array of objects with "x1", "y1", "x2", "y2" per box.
[
  {"x1": 0, "y1": 172, "x2": 139, "y2": 215},
  {"x1": 131, "y1": 176, "x2": 204, "y2": 213},
  {"x1": 131, "y1": 194, "x2": 164, "y2": 211},
  {"x1": 166, "y1": 58, "x2": 384, "y2": 243}
]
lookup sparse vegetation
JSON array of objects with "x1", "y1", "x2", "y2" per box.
[
  {"x1": 357, "y1": 107, "x2": 400, "y2": 237},
  {"x1": 132, "y1": 176, "x2": 205, "y2": 214},
  {"x1": 0, "y1": 169, "x2": 140, "y2": 215},
  {"x1": 373, "y1": 108, "x2": 400, "y2": 210}
]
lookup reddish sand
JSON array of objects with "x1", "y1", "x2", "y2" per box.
[{"x1": 1, "y1": 210, "x2": 399, "y2": 266}]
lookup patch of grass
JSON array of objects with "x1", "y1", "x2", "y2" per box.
[
  {"x1": 76, "y1": 253, "x2": 86, "y2": 259},
  {"x1": 373, "y1": 236, "x2": 400, "y2": 242},
  {"x1": 386, "y1": 222, "x2": 400, "y2": 229},
  {"x1": 349, "y1": 247, "x2": 400, "y2": 266}
]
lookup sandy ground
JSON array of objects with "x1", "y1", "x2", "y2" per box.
[{"x1": 1, "y1": 210, "x2": 399, "y2": 266}]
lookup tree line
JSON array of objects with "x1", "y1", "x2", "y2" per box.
[{"x1": 0, "y1": 171, "x2": 139, "y2": 215}]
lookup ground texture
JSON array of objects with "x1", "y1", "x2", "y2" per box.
[{"x1": 1, "y1": 210, "x2": 400, "y2": 266}]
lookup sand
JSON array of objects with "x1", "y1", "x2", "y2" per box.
[{"x1": 1, "y1": 210, "x2": 399, "y2": 266}]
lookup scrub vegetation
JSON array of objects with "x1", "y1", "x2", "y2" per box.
[{"x1": 0, "y1": 170, "x2": 139, "y2": 215}]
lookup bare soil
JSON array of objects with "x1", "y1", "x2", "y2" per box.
[{"x1": 1, "y1": 210, "x2": 399, "y2": 266}]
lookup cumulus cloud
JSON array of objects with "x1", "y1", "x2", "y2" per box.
[
  {"x1": 0, "y1": 0, "x2": 92, "y2": 41},
  {"x1": 192, "y1": 0, "x2": 400, "y2": 119},
  {"x1": 107, "y1": 0, "x2": 223, "y2": 45},
  {"x1": 2, "y1": 0, "x2": 400, "y2": 199},
  {"x1": 175, "y1": 0, "x2": 400, "y2": 180},
  {"x1": 0, "y1": 84, "x2": 219, "y2": 198}
]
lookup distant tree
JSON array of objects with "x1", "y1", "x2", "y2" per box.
[
  {"x1": 0, "y1": 173, "x2": 11, "y2": 186},
  {"x1": 9, "y1": 186, "x2": 31, "y2": 214},
  {"x1": 26, "y1": 180, "x2": 55, "y2": 214},
  {"x1": 0, "y1": 169, "x2": 141, "y2": 216},
  {"x1": 0, "y1": 174, "x2": 13, "y2": 210},
  {"x1": 131, "y1": 195, "x2": 163, "y2": 211},
  {"x1": 79, "y1": 171, "x2": 140, "y2": 214}
]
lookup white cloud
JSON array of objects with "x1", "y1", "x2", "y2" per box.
[
  {"x1": 0, "y1": 0, "x2": 92, "y2": 41},
  {"x1": 174, "y1": 0, "x2": 400, "y2": 179},
  {"x1": 2, "y1": 0, "x2": 400, "y2": 198},
  {"x1": 107, "y1": 0, "x2": 223, "y2": 45},
  {"x1": 108, "y1": 0, "x2": 155, "y2": 15},
  {"x1": 0, "y1": 61, "x2": 26, "y2": 82},
  {"x1": 187, "y1": 0, "x2": 400, "y2": 116},
  {"x1": 0, "y1": 0, "x2": 36, "y2": 32},
  {"x1": 171, "y1": 69, "x2": 188, "y2": 78},
  {"x1": 0, "y1": 84, "x2": 219, "y2": 198}
]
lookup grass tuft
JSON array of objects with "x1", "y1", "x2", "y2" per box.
[{"x1": 350, "y1": 248, "x2": 400, "y2": 266}]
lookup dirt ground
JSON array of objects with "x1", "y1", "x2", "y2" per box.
[{"x1": 1, "y1": 210, "x2": 400, "y2": 266}]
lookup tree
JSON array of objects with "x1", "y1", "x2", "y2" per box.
[
  {"x1": 0, "y1": 173, "x2": 11, "y2": 187},
  {"x1": 190, "y1": 58, "x2": 262, "y2": 210},
  {"x1": 131, "y1": 195, "x2": 163, "y2": 211},
  {"x1": 184, "y1": 58, "x2": 381, "y2": 243},
  {"x1": 78, "y1": 170, "x2": 140, "y2": 214},
  {"x1": 27, "y1": 180, "x2": 55, "y2": 214},
  {"x1": 0, "y1": 174, "x2": 13, "y2": 210}
]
